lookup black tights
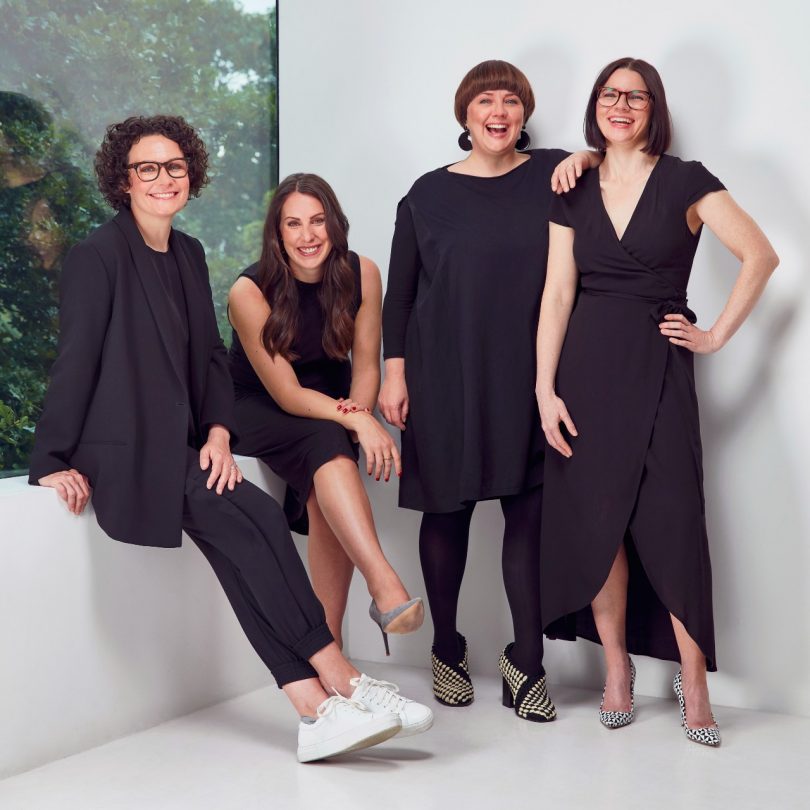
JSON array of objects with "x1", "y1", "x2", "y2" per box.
[{"x1": 419, "y1": 486, "x2": 544, "y2": 676}]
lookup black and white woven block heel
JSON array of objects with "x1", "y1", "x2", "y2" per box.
[
  {"x1": 498, "y1": 643, "x2": 556, "y2": 723},
  {"x1": 599, "y1": 657, "x2": 636, "y2": 729},
  {"x1": 673, "y1": 671, "x2": 721, "y2": 747},
  {"x1": 431, "y1": 632, "x2": 474, "y2": 707}
]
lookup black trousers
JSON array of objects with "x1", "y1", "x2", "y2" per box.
[{"x1": 181, "y1": 449, "x2": 333, "y2": 686}]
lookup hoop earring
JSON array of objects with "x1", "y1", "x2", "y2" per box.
[
  {"x1": 458, "y1": 127, "x2": 472, "y2": 151},
  {"x1": 515, "y1": 129, "x2": 531, "y2": 152}
]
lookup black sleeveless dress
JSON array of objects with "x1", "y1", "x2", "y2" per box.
[
  {"x1": 383, "y1": 149, "x2": 568, "y2": 512},
  {"x1": 229, "y1": 253, "x2": 362, "y2": 534},
  {"x1": 540, "y1": 155, "x2": 725, "y2": 670}
]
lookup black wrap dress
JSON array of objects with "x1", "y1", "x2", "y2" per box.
[
  {"x1": 540, "y1": 154, "x2": 725, "y2": 671},
  {"x1": 383, "y1": 149, "x2": 567, "y2": 513},
  {"x1": 229, "y1": 254, "x2": 362, "y2": 535}
]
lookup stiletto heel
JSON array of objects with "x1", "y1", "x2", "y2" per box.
[
  {"x1": 369, "y1": 597, "x2": 424, "y2": 655},
  {"x1": 673, "y1": 671, "x2": 721, "y2": 747},
  {"x1": 599, "y1": 656, "x2": 636, "y2": 729},
  {"x1": 378, "y1": 625, "x2": 390, "y2": 656},
  {"x1": 431, "y1": 632, "x2": 474, "y2": 707},
  {"x1": 498, "y1": 643, "x2": 556, "y2": 722},
  {"x1": 502, "y1": 678, "x2": 514, "y2": 708}
]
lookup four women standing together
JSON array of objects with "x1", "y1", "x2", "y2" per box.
[{"x1": 32, "y1": 54, "x2": 777, "y2": 757}]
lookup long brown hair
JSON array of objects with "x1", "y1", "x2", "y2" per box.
[{"x1": 257, "y1": 173, "x2": 355, "y2": 361}]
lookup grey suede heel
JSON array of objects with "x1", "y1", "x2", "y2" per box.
[{"x1": 369, "y1": 597, "x2": 424, "y2": 655}]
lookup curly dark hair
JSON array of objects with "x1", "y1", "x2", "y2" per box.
[{"x1": 94, "y1": 115, "x2": 209, "y2": 210}]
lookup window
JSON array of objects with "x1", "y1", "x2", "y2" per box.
[{"x1": 0, "y1": 0, "x2": 278, "y2": 475}]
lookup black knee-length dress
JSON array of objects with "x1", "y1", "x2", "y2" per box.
[
  {"x1": 540, "y1": 155, "x2": 725, "y2": 670},
  {"x1": 383, "y1": 149, "x2": 568, "y2": 513},
  {"x1": 229, "y1": 254, "x2": 362, "y2": 535}
]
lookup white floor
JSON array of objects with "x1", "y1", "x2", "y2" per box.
[{"x1": 2, "y1": 661, "x2": 807, "y2": 810}]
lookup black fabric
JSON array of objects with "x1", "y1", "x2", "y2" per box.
[
  {"x1": 28, "y1": 208, "x2": 237, "y2": 548},
  {"x1": 181, "y1": 448, "x2": 333, "y2": 687},
  {"x1": 233, "y1": 393, "x2": 358, "y2": 534},
  {"x1": 541, "y1": 155, "x2": 725, "y2": 671},
  {"x1": 229, "y1": 252, "x2": 362, "y2": 533},
  {"x1": 382, "y1": 150, "x2": 568, "y2": 512},
  {"x1": 228, "y1": 251, "x2": 362, "y2": 398},
  {"x1": 420, "y1": 485, "x2": 545, "y2": 676}
]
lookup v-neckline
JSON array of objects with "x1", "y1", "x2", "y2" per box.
[{"x1": 597, "y1": 155, "x2": 663, "y2": 243}]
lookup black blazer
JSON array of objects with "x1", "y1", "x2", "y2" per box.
[{"x1": 28, "y1": 208, "x2": 237, "y2": 548}]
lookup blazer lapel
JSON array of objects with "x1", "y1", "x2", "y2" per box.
[{"x1": 112, "y1": 209, "x2": 186, "y2": 391}]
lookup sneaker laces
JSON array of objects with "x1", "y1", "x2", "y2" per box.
[
  {"x1": 316, "y1": 692, "x2": 369, "y2": 719},
  {"x1": 350, "y1": 676, "x2": 408, "y2": 711}
]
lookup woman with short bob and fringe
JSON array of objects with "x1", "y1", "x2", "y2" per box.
[{"x1": 380, "y1": 59, "x2": 600, "y2": 722}]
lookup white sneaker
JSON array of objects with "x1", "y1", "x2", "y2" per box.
[
  {"x1": 350, "y1": 674, "x2": 434, "y2": 737},
  {"x1": 297, "y1": 695, "x2": 401, "y2": 763}
]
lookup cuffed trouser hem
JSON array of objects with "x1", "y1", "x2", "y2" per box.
[{"x1": 273, "y1": 623, "x2": 334, "y2": 687}]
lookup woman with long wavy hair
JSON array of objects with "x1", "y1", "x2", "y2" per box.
[{"x1": 228, "y1": 173, "x2": 424, "y2": 654}]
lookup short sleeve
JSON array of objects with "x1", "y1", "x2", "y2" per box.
[
  {"x1": 684, "y1": 161, "x2": 725, "y2": 208},
  {"x1": 549, "y1": 192, "x2": 570, "y2": 227}
]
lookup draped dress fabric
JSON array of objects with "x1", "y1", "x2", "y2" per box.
[
  {"x1": 383, "y1": 149, "x2": 568, "y2": 513},
  {"x1": 229, "y1": 253, "x2": 362, "y2": 535},
  {"x1": 540, "y1": 155, "x2": 725, "y2": 670}
]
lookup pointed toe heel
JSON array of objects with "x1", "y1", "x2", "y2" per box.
[
  {"x1": 673, "y1": 671, "x2": 721, "y2": 747},
  {"x1": 599, "y1": 657, "x2": 636, "y2": 729}
]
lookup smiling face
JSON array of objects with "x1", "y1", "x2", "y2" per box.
[
  {"x1": 279, "y1": 191, "x2": 332, "y2": 278},
  {"x1": 124, "y1": 135, "x2": 189, "y2": 225},
  {"x1": 465, "y1": 89, "x2": 524, "y2": 156},
  {"x1": 596, "y1": 68, "x2": 652, "y2": 150}
]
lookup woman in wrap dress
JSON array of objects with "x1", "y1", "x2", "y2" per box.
[{"x1": 536, "y1": 58, "x2": 778, "y2": 746}]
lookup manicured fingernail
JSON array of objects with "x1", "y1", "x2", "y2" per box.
[{"x1": 351, "y1": 406, "x2": 357, "y2": 411}]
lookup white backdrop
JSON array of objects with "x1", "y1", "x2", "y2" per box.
[{"x1": 279, "y1": 0, "x2": 810, "y2": 715}]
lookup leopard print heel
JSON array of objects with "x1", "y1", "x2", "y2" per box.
[
  {"x1": 599, "y1": 657, "x2": 636, "y2": 729},
  {"x1": 673, "y1": 671, "x2": 721, "y2": 747}
]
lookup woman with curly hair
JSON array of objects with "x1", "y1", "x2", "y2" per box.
[
  {"x1": 228, "y1": 173, "x2": 423, "y2": 654},
  {"x1": 27, "y1": 114, "x2": 432, "y2": 761}
]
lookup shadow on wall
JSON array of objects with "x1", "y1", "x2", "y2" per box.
[{"x1": 662, "y1": 43, "x2": 809, "y2": 712}]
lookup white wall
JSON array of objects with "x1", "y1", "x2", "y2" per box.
[
  {"x1": 279, "y1": 0, "x2": 810, "y2": 715},
  {"x1": 0, "y1": 459, "x2": 292, "y2": 778}
]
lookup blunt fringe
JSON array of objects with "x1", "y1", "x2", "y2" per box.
[{"x1": 454, "y1": 60, "x2": 535, "y2": 127}]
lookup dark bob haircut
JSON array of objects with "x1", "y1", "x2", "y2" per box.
[
  {"x1": 94, "y1": 114, "x2": 209, "y2": 210},
  {"x1": 584, "y1": 57, "x2": 672, "y2": 155},
  {"x1": 454, "y1": 60, "x2": 535, "y2": 127}
]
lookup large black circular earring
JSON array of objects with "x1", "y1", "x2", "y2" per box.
[
  {"x1": 515, "y1": 128, "x2": 531, "y2": 151},
  {"x1": 458, "y1": 127, "x2": 472, "y2": 151}
]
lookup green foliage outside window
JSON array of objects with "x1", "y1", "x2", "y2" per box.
[{"x1": 0, "y1": 0, "x2": 278, "y2": 475}]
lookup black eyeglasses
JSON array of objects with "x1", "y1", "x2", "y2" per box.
[
  {"x1": 597, "y1": 87, "x2": 653, "y2": 111},
  {"x1": 127, "y1": 158, "x2": 189, "y2": 181}
]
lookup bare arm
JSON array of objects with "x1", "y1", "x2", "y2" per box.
[
  {"x1": 659, "y1": 191, "x2": 779, "y2": 352},
  {"x1": 551, "y1": 150, "x2": 604, "y2": 194},
  {"x1": 348, "y1": 256, "x2": 383, "y2": 410},
  {"x1": 535, "y1": 222, "x2": 580, "y2": 458},
  {"x1": 228, "y1": 274, "x2": 400, "y2": 480}
]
